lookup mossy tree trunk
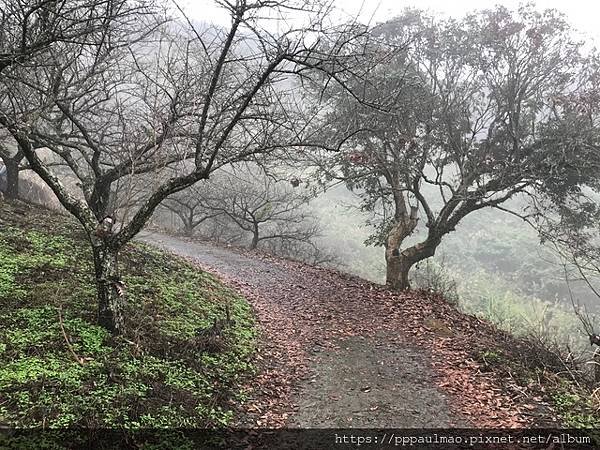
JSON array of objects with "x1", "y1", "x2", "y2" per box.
[
  {"x1": 385, "y1": 201, "x2": 419, "y2": 290},
  {"x1": 92, "y1": 244, "x2": 125, "y2": 334}
]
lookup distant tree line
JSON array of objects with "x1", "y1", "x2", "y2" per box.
[{"x1": 155, "y1": 166, "x2": 334, "y2": 265}]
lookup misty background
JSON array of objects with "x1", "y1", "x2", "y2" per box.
[{"x1": 2, "y1": 0, "x2": 599, "y2": 350}]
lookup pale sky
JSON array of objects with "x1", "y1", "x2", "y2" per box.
[{"x1": 179, "y1": 0, "x2": 600, "y2": 46}]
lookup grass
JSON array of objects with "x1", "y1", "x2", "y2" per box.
[{"x1": 0, "y1": 200, "x2": 257, "y2": 432}]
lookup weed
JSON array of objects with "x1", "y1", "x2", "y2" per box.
[{"x1": 0, "y1": 201, "x2": 257, "y2": 430}]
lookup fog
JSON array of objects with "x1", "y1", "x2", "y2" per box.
[{"x1": 2, "y1": 0, "x2": 599, "y2": 359}]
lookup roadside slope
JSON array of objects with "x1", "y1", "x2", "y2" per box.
[{"x1": 0, "y1": 201, "x2": 256, "y2": 429}]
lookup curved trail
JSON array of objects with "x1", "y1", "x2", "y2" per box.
[
  {"x1": 138, "y1": 231, "x2": 547, "y2": 428},
  {"x1": 140, "y1": 232, "x2": 463, "y2": 428}
]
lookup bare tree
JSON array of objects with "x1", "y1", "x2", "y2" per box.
[
  {"x1": 0, "y1": 0, "x2": 150, "y2": 74},
  {"x1": 312, "y1": 6, "x2": 600, "y2": 290},
  {"x1": 0, "y1": 0, "x2": 372, "y2": 333},
  {"x1": 261, "y1": 231, "x2": 338, "y2": 266},
  {"x1": 0, "y1": 136, "x2": 51, "y2": 200},
  {"x1": 160, "y1": 184, "x2": 222, "y2": 236},
  {"x1": 159, "y1": 167, "x2": 335, "y2": 264},
  {"x1": 200, "y1": 168, "x2": 320, "y2": 250},
  {"x1": 199, "y1": 213, "x2": 247, "y2": 245}
]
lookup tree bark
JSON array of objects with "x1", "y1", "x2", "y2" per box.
[
  {"x1": 386, "y1": 228, "x2": 442, "y2": 291},
  {"x1": 181, "y1": 212, "x2": 194, "y2": 236},
  {"x1": 93, "y1": 245, "x2": 125, "y2": 334},
  {"x1": 594, "y1": 348, "x2": 600, "y2": 384},
  {"x1": 187, "y1": 210, "x2": 195, "y2": 236},
  {"x1": 385, "y1": 206, "x2": 419, "y2": 289},
  {"x1": 391, "y1": 240, "x2": 439, "y2": 290},
  {"x1": 250, "y1": 225, "x2": 259, "y2": 249},
  {"x1": 4, "y1": 158, "x2": 19, "y2": 199},
  {"x1": 89, "y1": 181, "x2": 112, "y2": 219},
  {"x1": 183, "y1": 224, "x2": 194, "y2": 236},
  {"x1": 386, "y1": 251, "x2": 403, "y2": 289},
  {"x1": 387, "y1": 256, "x2": 413, "y2": 291}
]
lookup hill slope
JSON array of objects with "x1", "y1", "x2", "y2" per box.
[
  {"x1": 2, "y1": 199, "x2": 597, "y2": 439},
  {"x1": 143, "y1": 232, "x2": 591, "y2": 429},
  {"x1": 0, "y1": 200, "x2": 257, "y2": 429}
]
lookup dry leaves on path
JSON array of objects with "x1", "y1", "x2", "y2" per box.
[{"x1": 148, "y1": 234, "x2": 557, "y2": 429}]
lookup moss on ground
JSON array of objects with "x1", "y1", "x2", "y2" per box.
[{"x1": 0, "y1": 201, "x2": 257, "y2": 430}]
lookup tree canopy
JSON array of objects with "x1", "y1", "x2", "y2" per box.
[
  {"x1": 313, "y1": 5, "x2": 600, "y2": 289},
  {"x1": 0, "y1": 0, "x2": 370, "y2": 333}
]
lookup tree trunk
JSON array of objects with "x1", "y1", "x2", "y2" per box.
[
  {"x1": 594, "y1": 348, "x2": 600, "y2": 384},
  {"x1": 89, "y1": 182, "x2": 112, "y2": 219},
  {"x1": 250, "y1": 225, "x2": 259, "y2": 249},
  {"x1": 386, "y1": 252, "x2": 414, "y2": 291},
  {"x1": 4, "y1": 158, "x2": 19, "y2": 199},
  {"x1": 386, "y1": 256, "x2": 413, "y2": 290},
  {"x1": 391, "y1": 254, "x2": 419, "y2": 291},
  {"x1": 387, "y1": 240, "x2": 441, "y2": 291},
  {"x1": 182, "y1": 219, "x2": 194, "y2": 237},
  {"x1": 187, "y1": 211, "x2": 195, "y2": 236},
  {"x1": 385, "y1": 207, "x2": 419, "y2": 290},
  {"x1": 386, "y1": 249, "x2": 403, "y2": 289},
  {"x1": 93, "y1": 245, "x2": 125, "y2": 334}
]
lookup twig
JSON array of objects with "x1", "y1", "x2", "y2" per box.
[
  {"x1": 563, "y1": 262, "x2": 598, "y2": 341},
  {"x1": 57, "y1": 306, "x2": 85, "y2": 366}
]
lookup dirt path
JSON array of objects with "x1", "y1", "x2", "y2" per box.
[
  {"x1": 138, "y1": 231, "x2": 553, "y2": 428},
  {"x1": 290, "y1": 335, "x2": 459, "y2": 428}
]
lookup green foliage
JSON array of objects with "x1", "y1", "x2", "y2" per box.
[
  {"x1": 439, "y1": 203, "x2": 580, "y2": 305},
  {"x1": 479, "y1": 349, "x2": 503, "y2": 366},
  {"x1": 0, "y1": 227, "x2": 79, "y2": 299},
  {"x1": 456, "y1": 269, "x2": 591, "y2": 351},
  {"x1": 551, "y1": 390, "x2": 600, "y2": 428},
  {"x1": 0, "y1": 201, "x2": 257, "y2": 431},
  {"x1": 412, "y1": 258, "x2": 459, "y2": 304}
]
